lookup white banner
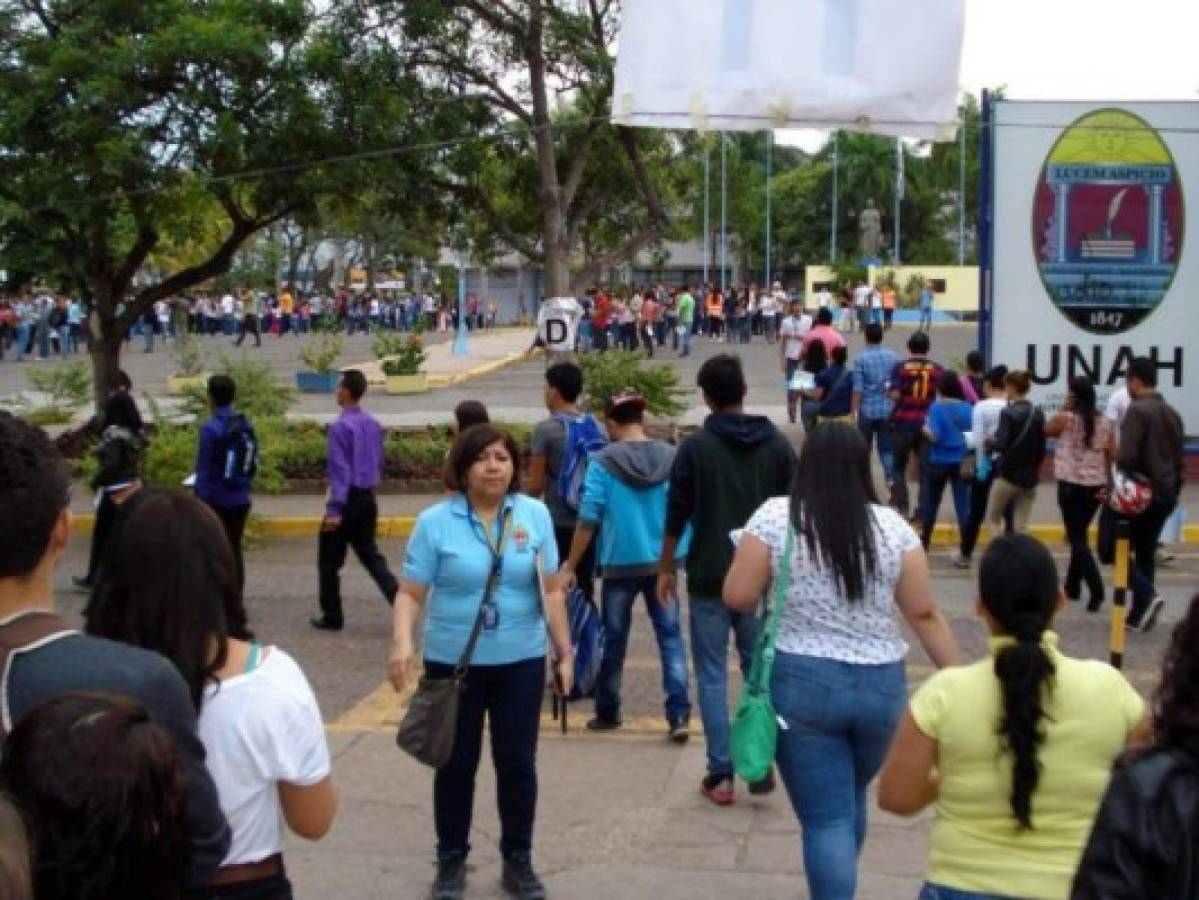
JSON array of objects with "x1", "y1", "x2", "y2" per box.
[
  {"x1": 990, "y1": 100, "x2": 1199, "y2": 432},
  {"x1": 537, "y1": 297, "x2": 583, "y2": 352},
  {"x1": 612, "y1": 0, "x2": 967, "y2": 140}
]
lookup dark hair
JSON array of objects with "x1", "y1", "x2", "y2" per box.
[
  {"x1": 863, "y1": 323, "x2": 883, "y2": 344},
  {"x1": 697, "y1": 354, "x2": 747, "y2": 409},
  {"x1": 984, "y1": 365, "x2": 1009, "y2": 391},
  {"x1": 102, "y1": 389, "x2": 143, "y2": 434},
  {"x1": 340, "y1": 370, "x2": 367, "y2": 401},
  {"x1": 0, "y1": 413, "x2": 71, "y2": 579},
  {"x1": 789, "y1": 423, "x2": 878, "y2": 601},
  {"x1": 1068, "y1": 376, "x2": 1098, "y2": 447},
  {"x1": 1005, "y1": 370, "x2": 1032, "y2": 395},
  {"x1": 206, "y1": 374, "x2": 235, "y2": 408},
  {"x1": 0, "y1": 693, "x2": 189, "y2": 900},
  {"x1": 85, "y1": 489, "x2": 251, "y2": 710},
  {"x1": 816, "y1": 308, "x2": 834, "y2": 326},
  {"x1": 444, "y1": 424, "x2": 522, "y2": 494},
  {"x1": 604, "y1": 396, "x2": 645, "y2": 426},
  {"x1": 0, "y1": 794, "x2": 31, "y2": 900},
  {"x1": 1127, "y1": 356, "x2": 1157, "y2": 389},
  {"x1": 545, "y1": 362, "x2": 583, "y2": 403},
  {"x1": 453, "y1": 400, "x2": 490, "y2": 432},
  {"x1": 907, "y1": 331, "x2": 930, "y2": 355},
  {"x1": 1155, "y1": 593, "x2": 1199, "y2": 755},
  {"x1": 804, "y1": 338, "x2": 828, "y2": 375},
  {"x1": 831, "y1": 345, "x2": 848, "y2": 367},
  {"x1": 116, "y1": 370, "x2": 133, "y2": 392},
  {"x1": 979, "y1": 534, "x2": 1059, "y2": 830},
  {"x1": 966, "y1": 350, "x2": 985, "y2": 374},
  {"x1": 937, "y1": 369, "x2": 964, "y2": 400}
]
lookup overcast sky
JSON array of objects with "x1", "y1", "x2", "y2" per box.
[{"x1": 779, "y1": 0, "x2": 1199, "y2": 150}]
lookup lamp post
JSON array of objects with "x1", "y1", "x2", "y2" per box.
[{"x1": 453, "y1": 242, "x2": 470, "y2": 356}]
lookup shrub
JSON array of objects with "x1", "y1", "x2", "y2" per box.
[
  {"x1": 26, "y1": 361, "x2": 92, "y2": 413},
  {"x1": 373, "y1": 331, "x2": 427, "y2": 376},
  {"x1": 903, "y1": 274, "x2": 928, "y2": 308},
  {"x1": 387, "y1": 430, "x2": 450, "y2": 476},
  {"x1": 21, "y1": 406, "x2": 76, "y2": 426},
  {"x1": 180, "y1": 354, "x2": 297, "y2": 421},
  {"x1": 171, "y1": 334, "x2": 205, "y2": 376},
  {"x1": 578, "y1": 351, "x2": 686, "y2": 418},
  {"x1": 299, "y1": 331, "x2": 344, "y2": 374}
]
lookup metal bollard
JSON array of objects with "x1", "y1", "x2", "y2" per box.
[{"x1": 1110, "y1": 519, "x2": 1131, "y2": 669}]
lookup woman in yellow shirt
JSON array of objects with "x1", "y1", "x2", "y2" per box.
[{"x1": 878, "y1": 534, "x2": 1147, "y2": 900}]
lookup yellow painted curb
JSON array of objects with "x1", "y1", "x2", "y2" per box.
[{"x1": 427, "y1": 348, "x2": 535, "y2": 389}]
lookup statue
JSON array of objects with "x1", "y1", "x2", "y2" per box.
[{"x1": 858, "y1": 198, "x2": 882, "y2": 260}]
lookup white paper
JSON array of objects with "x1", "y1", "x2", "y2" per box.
[
  {"x1": 182, "y1": 472, "x2": 197, "y2": 488},
  {"x1": 612, "y1": 0, "x2": 967, "y2": 140}
]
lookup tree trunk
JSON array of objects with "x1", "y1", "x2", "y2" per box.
[
  {"x1": 90, "y1": 325, "x2": 124, "y2": 413},
  {"x1": 543, "y1": 239, "x2": 571, "y2": 299}
]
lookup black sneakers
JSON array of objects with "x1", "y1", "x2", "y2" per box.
[
  {"x1": 502, "y1": 856, "x2": 546, "y2": 900},
  {"x1": 747, "y1": 768, "x2": 777, "y2": 796},
  {"x1": 585, "y1": 715, "x2": 621, "y2": 732},
  {"x1": 309, "y1": 615, "x2": 344, "y2": 632},
  {"x1": 431, "y1": 857, "x2": 467, "y2": 900},
  {"x1": 668, "y1": 715, "x2": 690, "y2": 744}
]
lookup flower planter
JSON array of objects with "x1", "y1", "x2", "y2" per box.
[
  {"x1": 385, "y1": 373, "x2": 428, "y2": 395},
  {"x1": 166, "y1": 373, "x2": 209, "y2": 396},
  {"x1": 295, "y1": 371, "x2": 340, "y2": 393}
]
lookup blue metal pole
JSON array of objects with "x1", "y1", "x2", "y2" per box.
[{"x1": 453, "y1": 249, "x2": 468, "y2": 356}]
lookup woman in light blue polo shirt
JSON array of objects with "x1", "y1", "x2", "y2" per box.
[{"x1": 389, "y1": 424, "x2": 571, "y2": 900}]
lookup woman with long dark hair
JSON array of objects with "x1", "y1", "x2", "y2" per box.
[
  {"x1": 1075, "y1": 592, "x2": 1199, "y2": 898},
  {"x1": 724, "y1": 423, "x2": 960, "y2": 900},
  {"x1": 880, "y1": 534, "x2": 1146, "y2": 900},
  {"x1": 86, "y1": 489, "x2": 336, "y2": 899},
  {"x1": 1044, "y1": 376, "x2": 1115, "y2": 612},
  {"x1": 0, "y1": 692, "x2": 191, "y2": 900}
]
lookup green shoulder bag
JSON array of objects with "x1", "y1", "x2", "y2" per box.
[{"x1": 730, "y1": 524, "x2": 794, "y2": 784}]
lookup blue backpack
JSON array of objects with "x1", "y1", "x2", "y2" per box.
[
  {"x1": 566, "y1": 587, "x2": 603, "y2": 701},
  {"x1": 554, "y1": 413, "x2": 606, "y2": 511},
  {"x1": 217, "y1": 414, "x2": 258, "y2": 491}
]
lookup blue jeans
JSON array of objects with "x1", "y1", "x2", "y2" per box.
[
  {"x1": 921, "y1": 460, "x2": 971, "y2": 549},
  {"x1": 679, "y1": 324, "x2": 693, "y2": 355},
  {"x1": 14, "y1": 323, "x2": 28, "y2": 360},
  {"x1": 919, "y1": 309, "x2": 933, "y2": 331},
  {"x1": 771, "y1": 654, "x2": 906, "y2": 900},
  {"x1": 920, "y1": 884, "x2": 1008, "y2": 900},
  {"x1": 857, "y1": 416, "x2": 895, "y2": 483},
  {"x1": 689, "y1": 595, "x2": 757, "y2": 777},
  {"x1": 596, "y1": 575, "x2": 690, "y2": 722}
]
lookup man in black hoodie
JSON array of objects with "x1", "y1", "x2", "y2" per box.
[{"x1": 657, "y1": 355, "x2": 796, "y2": 805}]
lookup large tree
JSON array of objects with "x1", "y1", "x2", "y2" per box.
[{"x1": 0, "y1": 0, "x2": 418, "y2": 405}]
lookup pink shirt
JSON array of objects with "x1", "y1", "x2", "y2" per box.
[
  {"x1": 801, "y1": 324, "x2": 847, "y2": 356},
  {"x1": 1054, "y1": 414, "x2": 1114, "y2": 487}
]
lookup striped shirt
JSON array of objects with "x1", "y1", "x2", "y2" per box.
[{"x1": 890, "y1": 357, "x2": 944, "y2": 432}]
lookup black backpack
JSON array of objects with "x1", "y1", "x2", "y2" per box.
[{"x1": 216, "y1": 415, "x2": 258, "y2": 490}]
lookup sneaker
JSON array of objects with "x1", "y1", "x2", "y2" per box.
[
  {"x1": 309, "y1": 615, "x2": 344, "y2": 632},
  {"x1": 747, "y1": 769, "x2": 776, "y2": 796},
  {"x1": 586, "y1": 715, "x2": 622, "y2": 732},
  {"x1": 431, "y1": 857, "x2": 467, "y2": 900},
  {"x1": 1139, "y1": 595, "x2": 1167, "y2": 634},
  {"x1": 951, "y1": 553, "x2": 971, "y2": 570},
  {"x1": 501, "y1": 856, "x2": 546, "y2": 900},
  {"x1": 668, "y1": 716, "x2": 690, "y2": 744},
  {"x1": 700, "y1": 774, "x2": 735, "y2": 806}
]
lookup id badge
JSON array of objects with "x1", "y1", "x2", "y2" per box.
[{"x1": 482, "y1": 601, "x2": 500, "y2": 631}]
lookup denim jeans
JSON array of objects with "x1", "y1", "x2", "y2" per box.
[
  {"x1": 1129, "y1": 492, "x2": 1178, "y2": 611},
  {"x1": 679, "y1": 324, "x2": 693, "y2": 355},
  {"x1": 426, "y1": 656, "x2": 544, "y2": 863},
  {"x1": 689, "y1": 595, "x2": 757, "y2": 777},
  {"x1": 596, "y1": 575, "x2": 690, "y2": 722},
  {"x1": 771, "y1": 653, "x2": 906, "y2": 900},
  {"x1": 1057, "y1": 480, "x2": 1104, "y2": 603},
  {"x1": 857, "y1": 416, "x2": 895, "y2": 483},
  {"x1": 919, "y1": 884, "x2": 1008, "y2": 900},
  {"x1": 14, "y1": 323, "x2": 28, "y2": 360},
  {"x1": 921, "y1": 460, "x2": 971, "y2": 549}
]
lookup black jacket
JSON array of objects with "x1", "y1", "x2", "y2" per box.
[
  {"x1": 990, "y1": 399, "x2": 1046, "y2": 489},
  {"x1": 1073, "y1": 748, "x2": 1199, "y2": 899},
  {"x1": 664, "y1": 413, "x2": 795, "y2": 598}
]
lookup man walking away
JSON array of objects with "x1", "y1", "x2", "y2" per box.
[
  {"x1": 562, "y1": 393, "x2": 691, "y2": 742},
  {"x1": 888, "y1": 332, "x2": 943, "y2": 521},
  {"x1": 918, "y1": 283, "x2": 935, "y2": 332},
  {"x1": 234, "y1": 290, "x2": 261, "y2": 347},
  {"x1": 659, "y1": 355, "x2": 796, "y2": 805},
  {"x1": 311, "y1": 370, "x2": 399, "y2": 631},
  {"x1": 676, "y1": 288, "x2": 695, "y2": 357},
  {"x1": 529, "y1": 362, "x2": 604, "y2": 604},
  {"x1": 853, "y1": 323, "x2": 899, "y2": 485},
  {"x1": 779, "y1": 300, "x2": 812, "y2": 425},
  {"x1": 193, "y1": 375, "x2": 256, "y2": 588},
  {"x1": 1120, "y1": 357, "x2": 1185, "y2": 633}
]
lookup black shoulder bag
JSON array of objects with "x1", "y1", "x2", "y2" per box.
[{"x1": 396, "y1": 508, "x2": 510, "y2": 769}]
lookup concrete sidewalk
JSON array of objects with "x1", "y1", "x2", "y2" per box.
[{"x1": 289, "y1": 730, "x2": 928, "y2": 900}]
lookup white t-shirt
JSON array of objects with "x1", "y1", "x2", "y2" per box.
[
  {"x1": 779, "y1": 314, "x2": 812, "y2": 360},
  {"x1": 220, "y1": 294, "x2": 235, "y2": 316},
  {"x1": 853, "y1": 285, "x2": 871, "y2": 308},
  {"x1": 818, "y1": 289, "x2": 832, "y2": 308},
  {"x1": 1106, "y1": 387, "x2": 1131, "y2": 430},
  {"x1": 762, "y1": 294, "x2": 780, "y2": 318},
  {"x1": 199, "y1": 648, "x2": 331, "y2": 866},
  {"x1": 870, "y1": 290, "x2": 883, "y2": 309},
  {"x1": 972, "y1": 397, "x2": 1006, "y2": 465},
  {"x1": 742, "y1": 498, "x2": 918, "y2": 664}
]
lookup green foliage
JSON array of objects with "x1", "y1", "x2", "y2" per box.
[
  {"x1": 299, "y1": 332, "x2": 344, "y2": 374},
  {"x1": 373, "y1": 331, "x2": 427, "y2": 376},
  {"x1": 180, "y1": 354, "x2": 296, "y2": 421},
  {"x1": 26, "y1": 362, "x2": 93, "y2": 413},
  {"x1": 578, "y1": 352, "x2": 687, "y2": 419},
  {"x1": 387, "y1": 431, "x2": 450, "y2": 474},
  {"x1": 171, "y1": 334, "x2": 206, "y2": 377},
  {"x1": 903, "y1": 274, "x2": 929, "y2": 308},
  {"x1": 20, "y1": 406, "x2": 76, "y2": 427}
]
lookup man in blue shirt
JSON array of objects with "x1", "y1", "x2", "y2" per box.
[
  {"x1": 918, "y1": 284, "x2": 935, "y2": 332},
  {"x1": 852, "y1": 323, "x2": 899, "y2": 483},
  {"x1": 194, "y1": 375, "x2": 254, "y2": 588},
  {"x1": 312, "y1": 370, "x2": 398, "y2": 630}
]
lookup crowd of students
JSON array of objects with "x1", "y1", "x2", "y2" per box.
[{"x1": 0, "y1": 324, "x2": 1190, "y2": 900}]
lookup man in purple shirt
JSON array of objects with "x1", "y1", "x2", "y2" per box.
[{"x1": 312, "y1": 369, "x2": 399, "y2": 630}]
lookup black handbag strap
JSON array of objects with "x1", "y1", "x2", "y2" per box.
[{"x1": 455, "y1": 507, "x2": 511, "y2": 677}]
